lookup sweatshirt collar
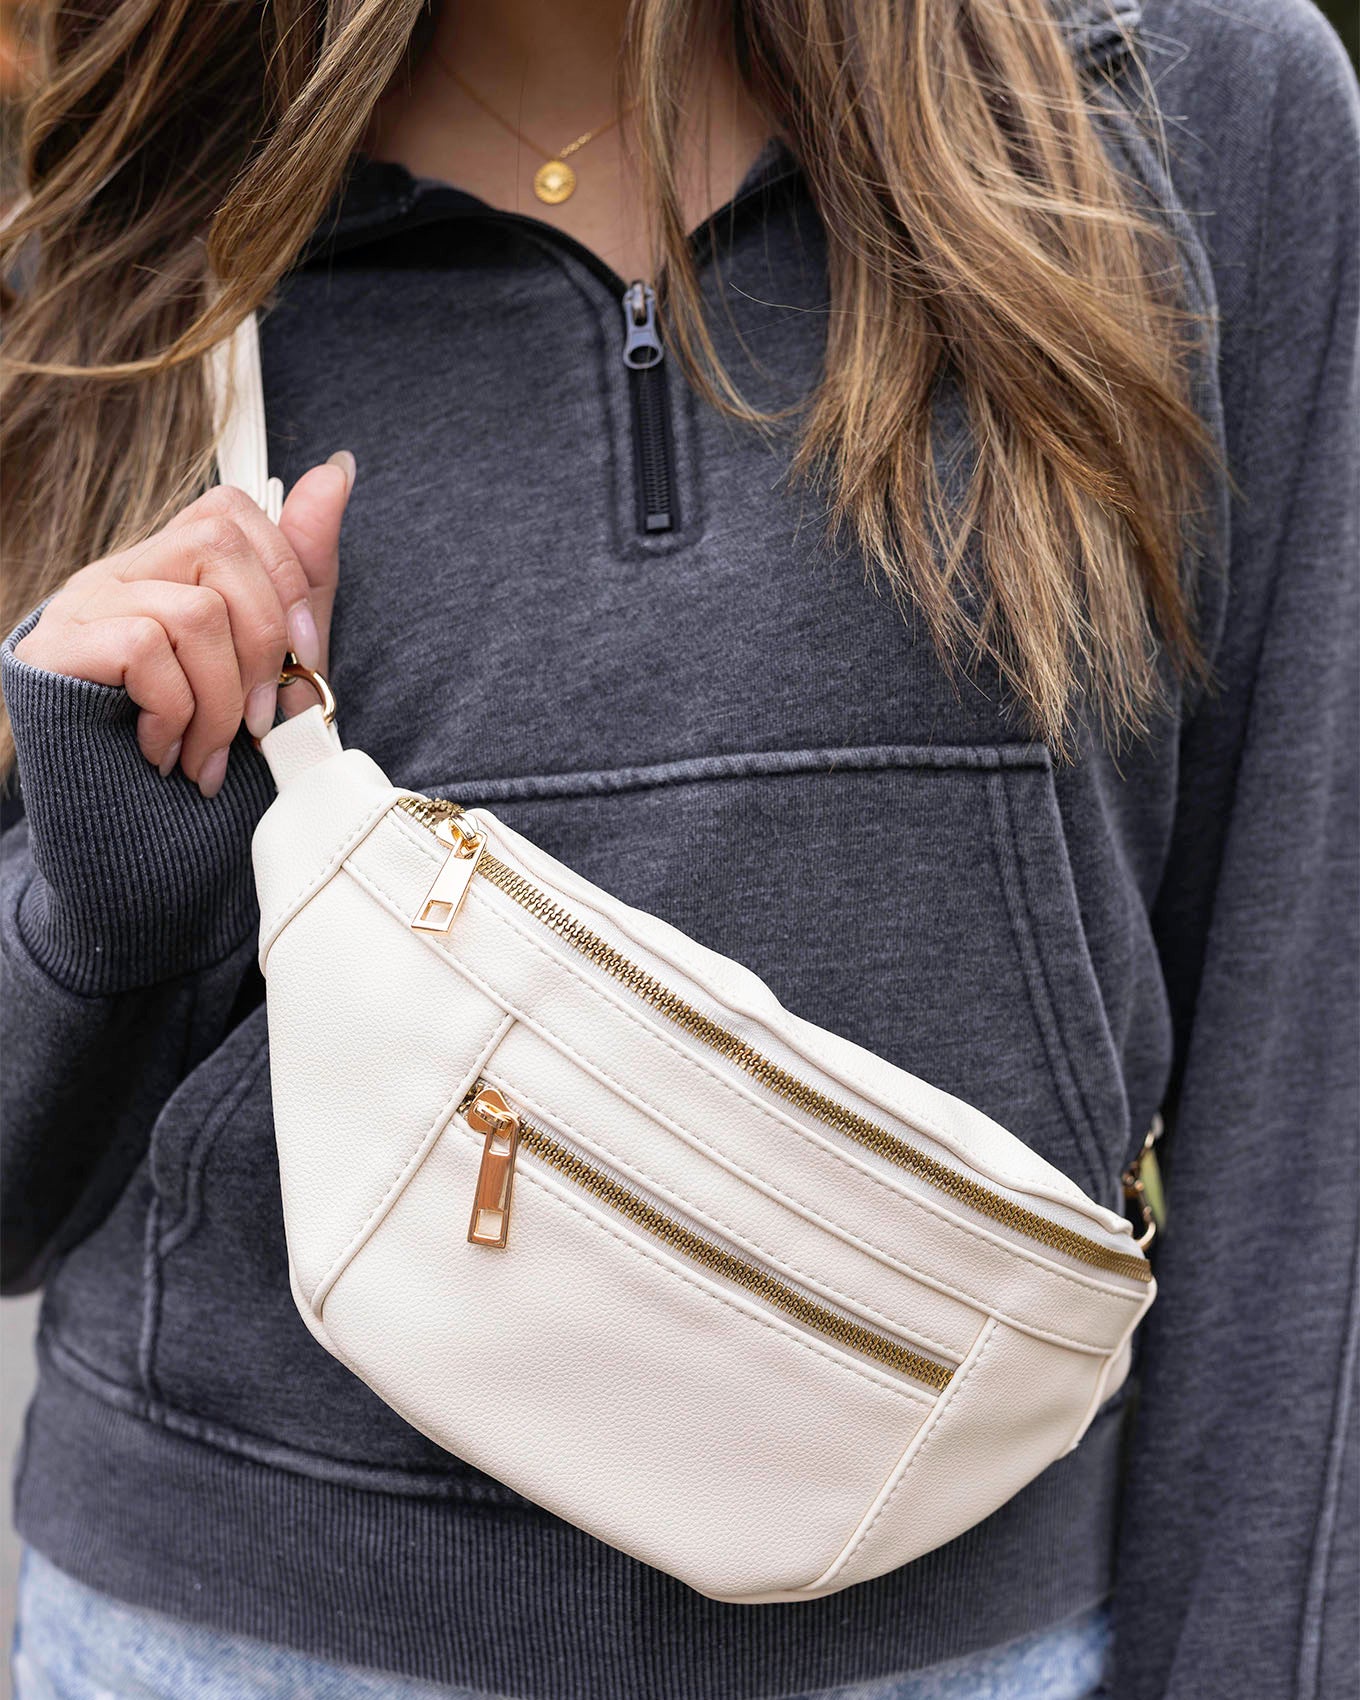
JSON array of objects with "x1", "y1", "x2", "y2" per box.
[{"x1": 316, "y1": 134, "x2": 796, "y2": 253}]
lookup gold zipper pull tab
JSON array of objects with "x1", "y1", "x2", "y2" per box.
[
  {"x1": 466, "y1": 1087, "x2": 522, "y2": 1248},
  {"x1": 412, "y1": 812, "x2": 485, "y2": 933}
]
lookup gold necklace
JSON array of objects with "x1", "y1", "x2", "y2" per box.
[{"x1": 441, "y1": 64, "x2": 633, "y2": 205}]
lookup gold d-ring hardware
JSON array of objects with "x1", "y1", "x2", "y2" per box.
[{"x1": 277, "y1": 654, "x2": 337, "y2": 724}]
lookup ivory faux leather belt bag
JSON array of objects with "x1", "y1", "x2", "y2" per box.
[
  {"x1": 251, "y1": 687, "x2": 1155, "y2": 1604},
  {"x1": 223, "y1": 315, "x2": 1157, "y2": 1605}
]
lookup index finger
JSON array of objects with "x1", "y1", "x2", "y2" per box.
[{"x1": 159, "y1": 485, "x2": 319, "y2": 665}]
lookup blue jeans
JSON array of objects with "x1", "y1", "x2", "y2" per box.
[{"x1": 13, "y1": 1547, "x2": 1110, "y2": 1700}]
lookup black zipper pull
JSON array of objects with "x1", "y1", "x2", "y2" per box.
[{"x1": 621, "y1": 281, "x2": 677, "y2": 533}]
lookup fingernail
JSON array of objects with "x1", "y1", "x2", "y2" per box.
[
  {"x1": 287, "y1": 602, "x2": 321, "y2": 669},
  {"x1": 245, "y1": 683, "x2": 278, "y2": 740},
  {"x1": 326, "y1": 450, "x2": 357, "y2": 494},
  {"x1": 198, "y1": 748, "x2": 230, "y2": 801},
  {"x1": 158, "y1": 740, "x2": 181, "y2": 780}
]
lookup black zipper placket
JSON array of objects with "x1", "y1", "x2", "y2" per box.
[
  {"x1": 318, "y1": 159, "x2": 797, "y2": 541},
  {"x1": 620, "y1": 281, "x2": 675, "y2": 533},
  {"x1": 475, "y1": 240, "x2": 677, "y2": 538}
]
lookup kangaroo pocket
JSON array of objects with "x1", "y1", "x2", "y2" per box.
[
  {"x1": 460, "y1": 743, "x2": 1128, "y2": 1197},
  {"x1": 61, "y1": 740, "x2": 1132, "y2": 1490}
]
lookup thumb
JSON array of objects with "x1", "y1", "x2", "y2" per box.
[{"x1": 278, "y1": 450, "x2": 354, "y2": 674}]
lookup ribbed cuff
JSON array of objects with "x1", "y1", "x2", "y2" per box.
[{"x1": 2, "y1": 608, "x2": 274, "y2": 995}]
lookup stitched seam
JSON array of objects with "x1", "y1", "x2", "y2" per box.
[
  {"x1": 404, "y1": 741, "x2": 1051, "y2": 805},
  {"x1": 154, "y1": 1037, "x2": 271, "y2": 1255},
  {"x1": 811, "y1": 1318, "x2": 1002, "y2": 1588},
  {"x1": 1297, "y1": 1200, "x2": 1360, "y2": 1700},
  {"x1": 37, "y1": 1333, "x2": 530, "y2": 1501},
  {"x1": 522, "y1": 234, "x2": 636, "y2": 551},
  {"x1": 999, "y1": 767, "x2": 1123, "y2": 1190},
  {"x1": 309, "y1": 1007, "x2": 514, "y2": 1309},
  {"x1": 341, "y1": 852, "x2": 1142, "y2": 1344},
  {"x1": 140, "y1": 1039, "x2": 270, "y2": 1412},
  {"x1": 482, "y1": 1069, "x2": 974, "y2": 1366},
  {"x1": 136, "y1": 1193, "x2": 165, "y2": 1409},
  {"x1": 475, "y1": 1123, "x2": 938, "y2": 1408},
  {"x1": 985, "y1": 771, "x2": 1106, "y2": 1197},
  {"x1": 257, "y1": 791, "x2": 397, "y2": 964},
  {"x1": 507, "y1": 1027, "x2": 1107, "y2": 1354},
  {"x1": 137, "y1": 971, "x2": 211, "y2": 1406}
]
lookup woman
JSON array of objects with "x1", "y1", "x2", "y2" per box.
[{"x1": 1, "y1": 0, "x2": 1355, "y2": 1695}]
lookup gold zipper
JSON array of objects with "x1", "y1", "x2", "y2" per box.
[
  {"x1": 459, "y1": 1083, "x2": 954, "y2": 1392},
  {"x1": 399, "y1": 795, "x2": 1153, "y2": 1285}
]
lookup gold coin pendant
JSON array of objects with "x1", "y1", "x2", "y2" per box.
[{"x1": 533, "y1": 159, "x2": 577, "y2": 205}]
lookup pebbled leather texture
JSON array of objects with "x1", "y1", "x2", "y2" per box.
[{"x1": 252, "y1": 704, "x2": 1155, "y2": 1603}]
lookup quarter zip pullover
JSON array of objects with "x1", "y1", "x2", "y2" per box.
[{"x1": 1, "y1": 4, "x2": 1356, "y2": 1698}]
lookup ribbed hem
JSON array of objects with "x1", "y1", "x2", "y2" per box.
[
  {"x1": 2, "y1": 609, "x2": 273, "y2": 994},
  {"x1": 16, "y1": 1353, "x2": 1129, "y2": 1700}
]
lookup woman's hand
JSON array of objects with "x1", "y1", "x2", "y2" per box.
[{"x1": 14, "y1": 454, "x2": 355, "y2": 798}]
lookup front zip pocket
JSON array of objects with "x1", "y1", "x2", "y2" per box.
[
  {"x1": 399, "y1": 794, "x2": 1153, "y2": 1287},
  {"x1": 458, "y1": 1081, "x2": 954, "y2": 1393}
]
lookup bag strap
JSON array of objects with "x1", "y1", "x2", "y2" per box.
[
  {"x1": 211, "y1": 311, "x2": 344, "y2": 769},
  {"x1": 210, "y1": 311, "x2": 284, "y2": 523}
]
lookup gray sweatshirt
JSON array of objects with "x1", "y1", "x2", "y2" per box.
[{"x1": 2, "y1": 2, "x2": 1356, "y2": 1696}]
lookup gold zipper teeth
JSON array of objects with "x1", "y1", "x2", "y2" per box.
[
  {"x1": 486, "y1": 1095, "x2": 953, "y2": 1392},
  {"x1": 399, "y1": 796, "x2": 462, "y2": 833},
  {"x1": 402, "y1": 796, "x2": 1151, "y2": 1286}
]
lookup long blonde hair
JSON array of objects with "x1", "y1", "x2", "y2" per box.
[{"x1": 1, "y1": 0, "x2": 1209, "y2": 769}]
